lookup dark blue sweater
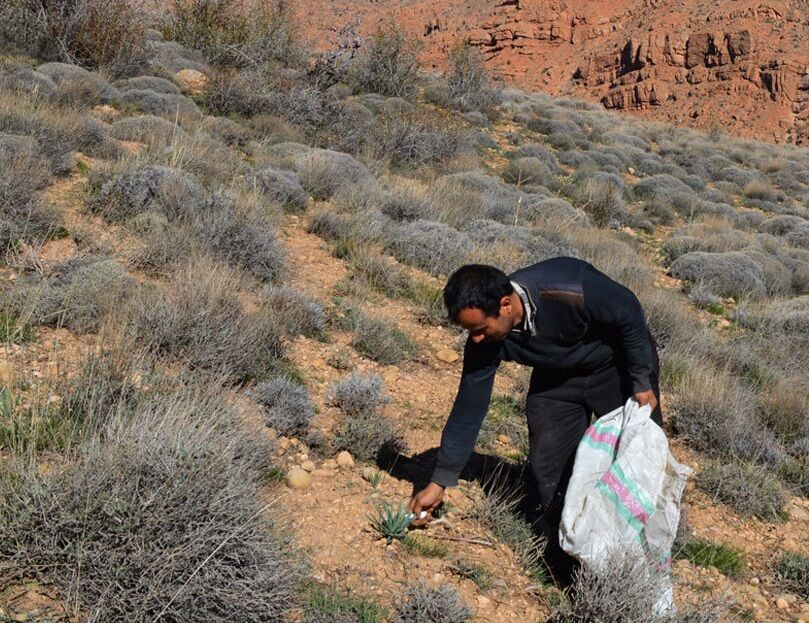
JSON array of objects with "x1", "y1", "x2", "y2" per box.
[{"x1": 432, "y1": 257, "x2": 654, "y2": 487}]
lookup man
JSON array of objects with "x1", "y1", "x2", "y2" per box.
[{"x1": 409, "y1": 257, "x2": 662, "y2": 579}]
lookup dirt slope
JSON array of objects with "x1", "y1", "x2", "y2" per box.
[{"x1": 290, "y1": 0, "x2": 809, "y2": 144}]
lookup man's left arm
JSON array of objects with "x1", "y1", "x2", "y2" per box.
[{"x1": 582, "y1": 266, "x2": 657, "y2": 409}]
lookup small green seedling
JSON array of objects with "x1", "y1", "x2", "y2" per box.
[{"x1": 369, "y1": 500, "x2": 414, "y2": 544}]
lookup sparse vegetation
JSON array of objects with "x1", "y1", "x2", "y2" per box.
[
  {"x1": 305, "y1": 584, "x2": 387, "y2": 623},
  {"x1": 696, "y1": 461, "x2": 788, "y2": 522},
  {"x1": 776, "y1": 551, "x2": 809, "y2": 599},
  {"x1": 3, "y1": 11, "x2": 809, "y2": 620},
  {"x1": 392, "y1": 583, "x2": 472, "y2": 623}
]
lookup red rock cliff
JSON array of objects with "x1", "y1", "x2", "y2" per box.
[{"x1": 290, "y1": 0, "x2": 809, "y2": 144}]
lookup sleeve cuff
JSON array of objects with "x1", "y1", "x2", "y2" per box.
[
  {"x1": 631, "y1": 377, "x2": 652, "y2": 394},
  {"x1": 431, "y1": 466, "x2": 460, "y2": 488}
]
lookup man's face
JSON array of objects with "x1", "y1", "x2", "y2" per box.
[{"x1": 456, "y1": 297, "x2": 514, "y2": 344}]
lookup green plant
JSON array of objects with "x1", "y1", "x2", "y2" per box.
[
  {"x1": 776, "y1": 551, "x2": 809, "y2": 599},
  {"x1": 448, "y1": 559, "x2": 492, "y2": 590},
  {"x1": 402, "y1": 535, "x2": 448, "y2": 559},
  {"x1": 679, "y1": 539, "x2": 744, "y2": 577},
  {"x1": 304, "y1": 584, "x2": 387, "y2": 623},
  {"x1": 367, "y1": 469, "x2": 383, "y2": 489},
  {"x1": 0, "y1": 312, "x2": 33, "y2": 343},
  {"x1": 369, "y1": 500, "x2": 414, "y2": 544}
]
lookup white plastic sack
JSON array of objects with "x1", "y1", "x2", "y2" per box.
[{"x1": 559, "y1": 398, "x2": 692, "y2": 613}]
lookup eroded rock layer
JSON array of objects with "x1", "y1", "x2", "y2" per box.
[{"x1": 291, "y1": 0, "x2": 809, "y2": 143}]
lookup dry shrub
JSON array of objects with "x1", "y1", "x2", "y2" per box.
[
  {"x1": 163, "y1": 0, "x2": 304, "y2": 68},
  {"x1": 126, "y1": 257, "x2": 283, "y2": 381},
  {"x1": 1, "y1": 0, "x2": 149, "y2": 77},
  {"x1": 696, "y1": 461, "x2": 787, "y2": 522},
  {"x1": 392, "y1": 583, "x2": 471, "y2": 623},
  {"x1": 431, "y1": 42, "x2": 501, "y2": 117},
  {"x1": 349, "y1": 24, "x2": 421, "y2": 100},
  {"x1": 3, "y1": 256, "x2": 133, "y2": 333},
  {"x1": 0, "y1": 386, "x2": 304, "y2": 621},
  {"x1": 0, "y1": 133, "x2": 60, "y2": 253}
]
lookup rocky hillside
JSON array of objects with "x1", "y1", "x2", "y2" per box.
[{"x1": 289, "y1": 0, "x2": 809, "y2": 144}]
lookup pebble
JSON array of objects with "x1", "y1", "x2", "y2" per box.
[
  {"x1": 277, "y1": 437, "x2": 291, "y2": 451},
  {"x1": 336, "y1": 451, "x2": 354, "y2": 468},
  {"x1": 322, "y1": 459, "x2": 338, "y2": 471},
  {"x1": 776, "y1": 597, "x2": 789, "y2": 610},
  {"x1": 301, "y1": 460, "x2": 316, "y2": 472},
  {"x1": 435, "y1": 348, "x2": 460, "y2": 363},
  {"x1": 476, "y1": 596, "x2": 491, "y2": 607},
  {"x1": 286, "y1": 468, "x2": 312, "y2": 489}
]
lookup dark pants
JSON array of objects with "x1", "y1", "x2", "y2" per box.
[{"x1": 525, "y1": 352, "x2": 662, "y2": 584}]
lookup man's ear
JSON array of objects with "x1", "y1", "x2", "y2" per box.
[{"x1": 499, "y1": 294, "x2": 512, "y2": 316}]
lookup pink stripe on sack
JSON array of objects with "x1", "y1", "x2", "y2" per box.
[
  {"x1": 585, "y1": 427, "x2": 619, "y2": 448},
  {"x1": 601, "y1": 471, "x2": 651, "y2": 524}
]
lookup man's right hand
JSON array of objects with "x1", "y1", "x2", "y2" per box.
[{"x1": 409, "y1": 482, "x2": 445, "y2": 526}]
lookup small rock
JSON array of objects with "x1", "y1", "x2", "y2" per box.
[
  {"x1": 286, "y1": 468, "x2": 312, "y2": 489},
  {"x1": 174, "y1": 68, "x2": 208, "y2": 94},
  {"x1": 322, "y1": 459, "x2": 338, "y2": 471},
  {"x1": 776, "y1": 597, "x2": 789, "y2": 610},
  {"x1": 628, "y1": 166, "x2": 635, "y2": 175},
  {"x1": 435, "y1": 348, "x2": 460, "y2": 363},
  {"x1": 476, "y1": 595, "x2": 491, "y2": 607},
  {"x1": 277, "y1": 436, "x2": 291, "y2": 451},
  {"x1": 751, "y1": 577, "x2": 760, "y2": 585},
  {"x1": 336, "y1": 451, "x2": 354, "y2": 468},
  {"x1": 301, "y1": 460, "x2": 316, "y2": 472}
]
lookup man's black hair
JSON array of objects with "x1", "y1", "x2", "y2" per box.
[{"x1": 444, "y1": 264, "x2": 513, "y2": 322}]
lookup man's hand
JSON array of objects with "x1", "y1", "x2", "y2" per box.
[
  {"x1": 409, "y1": 482, "x2": 445, "y2": 526},
  {"x1": 634, "y1": 389, "x2": 658, "y2": 411}
]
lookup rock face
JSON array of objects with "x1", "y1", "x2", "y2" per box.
[{"x1": 289, "y1": 0, "x2": 809, "y2": 144}]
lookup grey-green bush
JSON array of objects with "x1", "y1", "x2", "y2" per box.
[
  {"x1": 0, "y1": 133, "x2": 60, "y2": 253},
  {"x1": 350, "y1": 25, "x2": 420, "y2": 100},
  {"x1": 569, "y1": 171, "x2": 625, "y2": 227},
  {"x1": 127, "y1": 258, "x2": 283, "y2": 380},
  {"x1": 3, "y1": 256, "x2": 132, "y2": 333},
  {"x1": 295, "y1": 149, "x2": 372, "y2": 200},
  {"x1": 89, "y1": 164, "x2": 205, "y2": 222},
  {"x1": 254, "y1": 377, "x2": 315, "y2": 436},
  {"x1": 263, "y1": 285, "x2": 326, "y2": 339},
  {"x1": 696, "y1": 461, "x2": 787, "y2": 522},
  {"x1": 388, "y1": 220, "x2": 472, "y2": 277},
  {"x1": 250, "y1": 166, "x2": 309, "y2": 212},
  {"x1": 392, "y1": 583, "x2": 472, "y2": 623},
  {"x1": 328, "y1": 373, "x2": 389, "y2": 418},
  {"x1": 0, "y1": 387, "x2": 304, "y2": 622},
  {"x1": 670, "y1": 251, "x2": 766, "y2": 299}
]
